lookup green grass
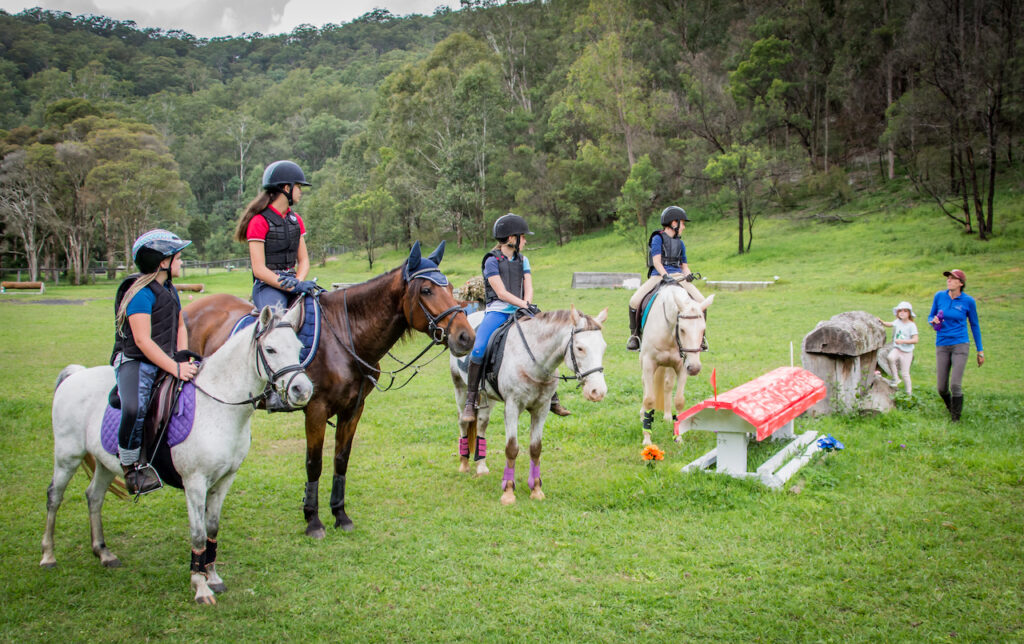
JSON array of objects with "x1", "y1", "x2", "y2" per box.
[{"x1": 1, "y1": 192, "x2": 1022, "y2": 641}]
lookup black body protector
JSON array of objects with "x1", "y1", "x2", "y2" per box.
[
  {"x1": 258, "y1": 207, "x2": 302, "y2": 272},
  {"x1": 482, "y1": 249, "x2": 525, "y2": 305},
  {"x1": 110, "y1": 275, "x2": 180, "y2": 365},
  {"x1": 647, "y1": 231, "x2": 684, "y2": 277}
]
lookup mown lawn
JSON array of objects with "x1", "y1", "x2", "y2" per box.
[{"x1": 1, "y1": 196, "x2": 1022, "y2": 642}]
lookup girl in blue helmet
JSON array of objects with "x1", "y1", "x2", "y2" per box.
[
  {"x1": 234, "y1": 160, "x2": 318, "y2": 311},
  {"x1": 111, "y1": 229, "x2": 199, "y2": 494},
  {"x1": 460, "y1": 213, "x2": 570, "y2": 422}
]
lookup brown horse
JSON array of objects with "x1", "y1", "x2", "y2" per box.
[{"x1": 184, "y1": 242, "x2": 474, "y2": 538}]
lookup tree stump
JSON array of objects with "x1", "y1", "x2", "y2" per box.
[{"x1": 801, "y1": 310, "x2": 892, "y2": 415}]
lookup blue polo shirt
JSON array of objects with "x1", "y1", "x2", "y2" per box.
[
  {"x1": 125, "y1": 282, "x2": 181, "y2": 317},
  {"x1": 929, "y1": 290, "x2": 982, "y2": 350}
]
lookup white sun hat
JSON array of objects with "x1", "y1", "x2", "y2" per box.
[{"x1": 892, "y1": 301, "x2": 915, "y2": 319}]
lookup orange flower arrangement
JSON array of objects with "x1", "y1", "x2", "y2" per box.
[{"x1": 641, "y1": 444, "x2": 665, "y2": 462}]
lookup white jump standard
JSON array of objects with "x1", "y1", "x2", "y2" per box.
[{"x1": 675, "y1": 367, "x2": 827, "y2": 489}]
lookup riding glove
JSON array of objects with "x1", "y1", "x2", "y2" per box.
[
  {"x1": 173, "y1": 349, "x2": 203, "y2": 363},
  {"x1": 295, "y1": 280, "x2": 319, "y2": 295},
  {"x1": 276, "y1": 273, "x2": 299, "y2": 291}
]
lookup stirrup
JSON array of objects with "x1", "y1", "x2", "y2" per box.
[{"x1": 126, "y1": 463, "x2": 162, "y2": 496}]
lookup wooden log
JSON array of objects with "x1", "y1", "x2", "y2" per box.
[
  {"x1": 569, "y1": 270, "x2": 638, "y2": 288},
  {"x1": 1, "y1": 281, "x2": 45, "y2": 293},
  {"x1": 175, "y1": 283, "x2": 205, "y2": 293},
  {"x1": 802, "y1": 310, "x2": 885, "y2": 356}
]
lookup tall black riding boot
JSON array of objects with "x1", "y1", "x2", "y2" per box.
[
  {"x1": 461, "y1": 361, "x2": 483, "y2": 423},
  {"x1": 950, "y1": 395, "x2": 963, "y2": 422},
  {"x1": 626, "y1": 306, "x2": 640, "y2": 351},
  {"x1": 939, "y1": 390, "x2": 952, "y2": 413}
]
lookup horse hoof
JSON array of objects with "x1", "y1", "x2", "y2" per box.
[
  {"x1": 458, "y1": 461, "x2": 470, "y2": 473},
  {"x1": 674, "y1": 434, "x2": 683, "y2": 443},
  {"x1": 475, "y1": 462, "x2": 490, "y2": 477},
  {"x1": 500, "y1": 490, "x2": 516, "y2": 505},
  {"x1": 208, "y1": 581, "x2": 227, "y2": 593},
  {"x1": 194, "y1": 594, "x2": 217, "y2": 605},
  {"x1": 306, "y1": 526, "x2": 326, "y2": 539},
  {"x1": 530, "y1": 488, "x2": 545, "y2": 501},
  {"x1": 335, "y1": 518, "x2": 355, "y2": 532},
  {"x1": 40, "y1": 560, "x2": 57, "y2": 569},
  {"x1": 101, "y1": 558, "x2": 122, "y2": 568}
]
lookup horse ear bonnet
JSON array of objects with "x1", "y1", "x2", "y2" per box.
[{"x1": 403, "y1": 240, "x2": 448, "y2": 286}]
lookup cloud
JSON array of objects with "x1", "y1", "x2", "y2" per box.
[{"x1": 34, "y1": 0, "x2": 293, "y2": 37}]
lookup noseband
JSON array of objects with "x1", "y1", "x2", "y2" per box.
[
  {"x1": 417, "y1": 298, "x2": 464, "y2": 345},
  {"x1": 255, "y1": 319, "x2": 308, "y2": 396}
]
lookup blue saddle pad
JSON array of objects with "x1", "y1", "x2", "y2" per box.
[{"x1": 230, "y1": 294, "x2": 321, "y2": 367}]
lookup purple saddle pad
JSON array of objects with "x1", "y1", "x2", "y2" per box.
[{"x1": 101, "y1": 383, "x2": 197, "y2": 455}]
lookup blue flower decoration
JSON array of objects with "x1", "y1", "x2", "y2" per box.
[{"x1": 817, "y1": 434, "x2": 844, "y2": 451}]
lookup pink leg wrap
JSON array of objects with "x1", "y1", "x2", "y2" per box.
[
  {"x1": 475, "y1": 437, "x2": 487, "y2": 460},
  {"x1": 528, "y1": 461, "x2": 541, "y2": 490},
  {"x1": 502, "y1": 466, "x2": 515, "y2": 490},
  {"x1": 458, "y1": 437, "x2": 470, "y2": 458}
]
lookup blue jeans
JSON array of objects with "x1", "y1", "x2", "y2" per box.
[
  {"x1": 252, "y1": 279, "x2": 298, "y2": 312},
  {"x1": 115, "y1": 359, "x2": 160, "y2": 459},
  {"x1": 470, "y1": 311, "x2": 511, "y2": 364}
]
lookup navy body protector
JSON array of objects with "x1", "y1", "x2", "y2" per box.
[
  {"x1": 646, "y1": 231, "x2": 684, "y2": 278},
  {"x1": 259, "y1": 207, "x2": 302, "y2": 272},
  {"x1": 482, "y1": 249, "x2": 524, "y2": 306},
  {"x1": 110, "y1": 275, "x2": 180, "y2": 365}
]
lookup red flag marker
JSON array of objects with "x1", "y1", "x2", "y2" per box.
[{"x1": 711, "y1": 367, "x2": 717, "y2": 402}]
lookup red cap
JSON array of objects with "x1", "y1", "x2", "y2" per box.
[{"x1": 943, "y1": 269, "x2": 966, "y2": 285}]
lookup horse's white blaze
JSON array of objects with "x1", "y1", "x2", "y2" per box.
[{"x1": 42, "y1": 305, "x2": 310, "y2": 605}]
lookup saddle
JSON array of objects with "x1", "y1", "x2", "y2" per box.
[
  {"x1": 457, "y1": 310, "x2": 530, "y2": 402},
  {"x1": 632, "y1": 281, "x2": 674, "y2": 343},
  {"x1": 106, "y1": 372, "x2": 187, "y2": 489}
]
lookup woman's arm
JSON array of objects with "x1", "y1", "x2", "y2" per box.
[
  {"x1": 522, "y1": 273, "x2": 534, "y2": 304},
  {"x1": 177, "y1": 310, "x2": 189, "y2": 351},
  {"x1": 651, "y1": 255, "x2": 667, "y2": 277},
  {"x1": 295, "y1": 237, "x2": 310, "y2": 281},
  {"x1": 248, "y1": 241, "x2": 283, "y2": 286},
  {"x1": 486, "y1": 275, "x2": 529, "y2": 309}
]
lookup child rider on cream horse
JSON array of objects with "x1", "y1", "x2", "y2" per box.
[{"x1": 626, "y1": 206, "x2": 707, "y2": 351}]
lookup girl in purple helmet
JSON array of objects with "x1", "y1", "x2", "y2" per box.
[
  {"x1": 234, "y1": 160, "x2": 318, "y2": 311},
  {"x1": 111, "y1": 229, "x2": 199, "y2": 494}
]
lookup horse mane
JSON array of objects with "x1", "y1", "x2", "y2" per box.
[
  {"x1": 317, "y1": 265, "x2": 416, "y2": 342},
  {"x1": 534, "y1": 309, "x2": 603, "y2": 331}
]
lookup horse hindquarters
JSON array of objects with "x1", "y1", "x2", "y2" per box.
[{"x1": 43, "y1": 366, "x2": 119, "y2": 568}]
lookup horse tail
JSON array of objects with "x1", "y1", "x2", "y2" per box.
[
  {"x1": 466, "y1": 416, "x2": 478, "y2": 462},
  {"x1": 54, "y1": 364, "x2": 85, "y2": 392}
]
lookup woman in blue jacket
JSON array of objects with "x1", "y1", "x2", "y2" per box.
[{"x1": 928, "y1": 269, "x2": 984, "y2": 421}]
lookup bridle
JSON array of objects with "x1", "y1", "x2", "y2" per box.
[
  {"x1": 192, "y1": 318, "x2": 306, "y2": 407},
  {"x1": 324, "y1": 274, "x2": 466, "y2": 393},
  {"x1": 558, "y1": 326, "x2": 605, "y2": 387},
  {"x1": 673, "y1": 312, "x2": 707, "y2": 356}
]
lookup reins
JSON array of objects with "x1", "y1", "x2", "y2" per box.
[
  {"x1": 323, "y1": 281, "x2": 462, "y2": 393},
  {"x1": 513, "y1": 311, "x2": 604, "y2": 387}
]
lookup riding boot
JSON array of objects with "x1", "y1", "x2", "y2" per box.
[
  {"x1": 549, "y1": 392, "x2": 571, "y2": 417},
  {"x1": 626, "y1": 307, "x2": 640, "y2": 351},
  {"x1": 700, "y1": 310, "x2": 709, "y2": 352},
  {"x1": 939, "y1": 390, "x2": 952, "y2": 413},
  {"x1": 121, "y1": 462, "x2": 162, "y2": 496},
  {"x1": 461, "y1": 361, "x2": 483, "y2": 423},
  {"x1": 950, "y1": 395, "x2": 963, "y2": 422}
]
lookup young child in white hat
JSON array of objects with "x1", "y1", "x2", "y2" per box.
[{"x1": 879, "y1": 301, "x2": 919, "y2": 394}]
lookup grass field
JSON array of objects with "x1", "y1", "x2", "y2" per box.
[{"x1": 1, "y1": 192, "x2": 1022, "y2": 641}]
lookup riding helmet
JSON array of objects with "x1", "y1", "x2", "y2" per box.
[
  {"x1": 493, "y1": 213, "x2": 533, "y2": 240},
  {"x1": 132, "y1": 229, "x2": 192, "y2": 274},
  {"x1": 660, "y1": 205, "x2": 690, "y2": 226},
  {"x1": 261, "y1": 160, "x2": 311, "y2": 190}
]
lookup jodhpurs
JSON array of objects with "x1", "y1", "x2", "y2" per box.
[
  {"x1": 629, "y1": 274, "x2": 705, "y2": 310},
  {"x1": 470, "y1": 311, "x2": 511, "y2": 364},
  {"x1": 252, "y1": 278, "x2": 298, "y2": 312},
  {"x1": 936, "y1": 343, "x2": 969, "y2": 397},
  {"x1": 115, "y1": 358, "x2": 160, "y2": 464}
]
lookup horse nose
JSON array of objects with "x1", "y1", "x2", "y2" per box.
[
  {"x1": 686, "y1": 362, "x2": 702, "y2": 377},
  {"x1": 289, "y1": 376, "x2": 314, "y2": 407},
  {"x1": 450, "y1": 329, "x2": 474, "y2": 357},
  {"x1": 584, "y1": 377, "x2": 607, "y2": 402}
]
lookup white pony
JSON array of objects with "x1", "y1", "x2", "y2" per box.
[
  {"x1": 639, "y1": 286, "x2": 714, "y2": 445},
  {"x1": 41, "y1": 305, "x2": 313, "y2": 605},
  {"x1": 450, "y1": 306, "x2": 608, "y2": 505}
]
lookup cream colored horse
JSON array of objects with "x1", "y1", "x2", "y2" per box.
[{"x1": 638, "y1": 286, "x2": 714, "y2": 445}]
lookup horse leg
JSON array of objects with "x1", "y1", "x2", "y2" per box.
[
  {"x1": 85, "y1": 462, "x2": 120, "y2": 567},
  {"x1": 500, "y1": 402, "x2": 521, "y2": 505},
  {"x1": 40, "y1": 452, "x2": 81, "y2": 568},
  {"x1": 454, "y1": 373, "x2": 473, "y2": 473},
  {"x1": 661, "y1": 366, "x2": 675, "y2": 422},
  {"x1": 302, "y1": 403, "x2": 329, "y2": 539},
  {"x1": 474, "y1": 404, "x2": 493, "y2": 477},
  {"x1": 183, "y1": 477, "x2": 215, "y2": 605},
  {"x1": 202, "y1": 472, "x2": 237, "y2": 594},
  {"x1": 331, "y1": 404, "x2": 364, "y2": 532},
  {"x1": 672, "y1": 368, "x2": 689, "y2": 443},
  {"x1": 528, "y1": 407, "x2": 548, "y2": 501},
  {"x1": 640, "y1": 355, "x2": 659, "y2": 446}
]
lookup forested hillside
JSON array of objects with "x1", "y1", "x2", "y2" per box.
[{"x1": 0, "y1": 0, "x2": 1020, "y2": 283}]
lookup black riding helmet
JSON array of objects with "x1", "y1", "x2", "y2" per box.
[
  {"x1": 262, "y1": 160, "x2": 311, "y2": 206},
  {"x1": 660, "y1": 205, "x2": 690, "y2": 226},
  {"x1": 493, "y1": 213, "x2": 532, "y2": 240},
  {"x1": 132, "y1": 229, "x2": 192, "y2": 274}
]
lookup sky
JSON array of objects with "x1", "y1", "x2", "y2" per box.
[{"x1": 0, "y1": 0, "x2": 463, "y2": 38}]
